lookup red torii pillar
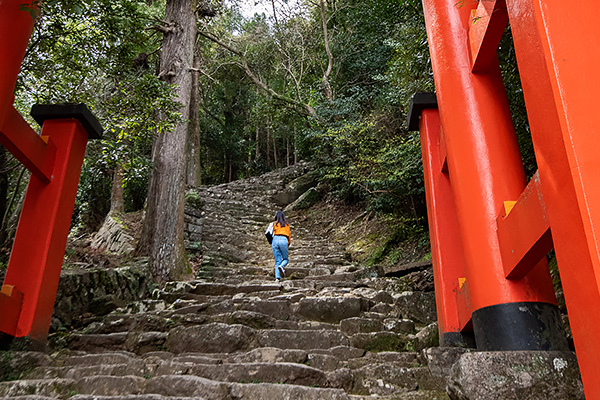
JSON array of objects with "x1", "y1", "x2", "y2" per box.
[
  {"x1": 0, "y1": 1, "x2": 102, "y2": 343},
  {"x1": 506, "y1": 0, "x2": 600, "y2": 396},
  {"x1": 418, "y1": 0, "x2": 566, "y2": 350},
  {"x1": 415, "y1": 0, "x2": 600, "y2": 397},
  {"x1": 408, "y1": 94, "x2": 473, "y2": 347}
]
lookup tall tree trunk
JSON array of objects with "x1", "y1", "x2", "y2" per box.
[
  {"x1": 293, "y1": 123, "x2": 298, "y2": 164},
  {"x1": 255, "y1": 125, "x2": 259, "y2": 161},
  {"x1": 1, "y1": 165, "x2": 25, "y2": 246},
  {"x1": 186, "y1": 45, "x2": 202, "y2": 186},
  {"x1": 137, "y1": 0, "x2": 196, "y2": 282},
  {"x1": 273, "y1": 137, "x2": 278, "y2": 169},
  {"x1": 266, "y1": 118, "x2": 271, "y2": 168},
  {"x1": 286, "y1": 137, "x2": 290, "y2": 167},
  {"x1": 110, "y1": 163, "x2": 125, "y2": 213}
]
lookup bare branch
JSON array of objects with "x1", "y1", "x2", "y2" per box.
[
  {"x1": 198, "y1": 30, "x2": 317, "y2": 118},
  {"x1": 320, "y1": 0, "x2": 333, "y2": 101}
]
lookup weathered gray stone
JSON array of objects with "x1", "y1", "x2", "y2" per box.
[
  {"x1": 309, "y1": 346, "x2": 366, "y2": 361},
  {"x1": 369, "y1": 302, "x2": 392, "y2": 314},
  {"x1": 53, "y1": 262, "x2": 152, "y2": 328},
  {"x1": 306, "y1": 353, "x2": 339, "y2": 371},
  {"x1": 158, "y1": 362, "x2": 329, "y2": 387},
  {"x1": 349, "y1": 332, "x2": 410, "y2": 352},
  {"x1": 72, "y1": 396, "x2": 198, "y2": 400},
  {"x1": 447, "y1": 351, "x2": 584, "y2": 400},
  {"x1": 229, "y1": 348, "x2": 308, "y2": 364},
  {"x1": 144, "y1": 375, "x2": 229, "y2": 398},
  {"x1": 68, "y1": 333, "x2": 128, "y2": 352},
  {"x1": 75, "y1": 375, "x2": 145, "y2": 396},
  {"x1": 273, "y1": 170, "x2": 320, "y2": 207},
  {"x1": 420, "y1": 347, "x2": 469, "y2": 378},
  {"x1": 383, "y1": 318, "x2": 415, "y2": 333},
  {"x1": 258, "y1": 329, "x2": 349, "y2": 350},
  {"x1": 228, "y1": 381, "x2": 350, "y2": 400},
  {"x1": 340, "y1": 318, "x2": 384, "y2": 335},
  {"x1": 0, "y1": 378, "x2": 76, "y2": 398},
  {"x1": 326, "y1": 368, "x2": 353, "y2": 391},
  {"x1": 414, "y1": 322, "x2": 439, "y2": 352},
  {"x1": 349, "y1": 392, "x2": 450, "y2": 399},
  {"x1": 0, "y1": 351, "x2": 52, "y2": 381},
  {"x1": 90, "y1": 212, "x2": 136, "y2": 255},
  {"x1": 63, "y1": 352, "x2": 137, "y2": 366},
  {"x1": 171, "y1": 354, "x2": 221, "y2": 364},
  {"x1": 347, "y1": 352, "x2": 419, "y2": 369},
  {"x1": 383, "y1": 260, "x2": 433, "y2": 277},
  {"x1": 395, "y1": 292, "x2": 437, "y2": 324},
  {"x1": 166, "y1": 323, "x2": 257, "y2": 353},
  {"x1": 285, "y1": 187, "x2": 322, "y2": 211},
  {"x1": 297, "y1": 297, "x2": 363, "y2": 323},
  {"x1": 352, "y1": 364, "x2": 445, "y2": 396},
  {"x1": 237, "y1": 300, "x2": 291, "y2": 320},
  {"x1": 210, "y1": 310, "x2": 277, "y2": 330},
  {"x1": 125, "y1": 331, "x2": 168, "y2": 354}
]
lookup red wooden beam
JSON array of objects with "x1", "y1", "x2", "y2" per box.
[
  {"x1": 0, "y1": 285, "x2": 23, "y2": 336},
  {"x1": 468, "y1": 0, "x2": 509, "y2": 73},
  {"x1": 497, "y1": 171, "x2": 553, "y2": 280},
  {"x1": 0, "y1": 0, "x2": 36, "y2": 130},
  {"x1": 0, "y1": 106, "x2": 56, "y2": 183},
  {"x1": 3, "y1": 118, "x2": 89, "y2": 340}
]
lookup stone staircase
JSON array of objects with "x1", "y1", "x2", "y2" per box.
[{"x1": 0, "y1": 163, "x2": 584, "y2": 400}]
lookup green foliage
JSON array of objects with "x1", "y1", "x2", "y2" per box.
[
  {"x1": 15, "y1": 0, "x2": 175, "y2": 231},
  {"x1": 185, "y1": 190, "x2": 205, "y2": 209},
  {"x1": 498, "y1": 27, "x2": 537, "y2": 179},
  {"x1": 13, "y1": 0, "x2": 437, "y2": 244}
]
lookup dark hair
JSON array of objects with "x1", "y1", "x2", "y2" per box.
[{"x1": 274, "y1": 211, "x2": 287, "y2": 228}]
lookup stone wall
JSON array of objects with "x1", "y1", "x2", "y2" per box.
[{"x1": 52, "y1": 261, "x2": 153, "y2": 331}]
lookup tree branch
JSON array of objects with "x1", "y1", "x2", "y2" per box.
[
  {"x1": 320, "y1": 0, "x2": 334, "y2": 101},
  {"x1": 198, "y1": 30, "x2": 317, "y2": 118}
]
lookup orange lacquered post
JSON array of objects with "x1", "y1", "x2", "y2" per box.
[
  {"x1": 0, "y1": 0, "x2": 36, "y2": 128},
  {"x1": 411, "y1": 96, "x2": 472, "y2": 346},
  {"x1": 507, "y1": 0, "x2": 600, "y2": 395},
  {"x1": 421, "y1": 0, "x2": 565, "y2": 350}
]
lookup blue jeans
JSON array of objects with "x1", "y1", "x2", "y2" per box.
[{"x1": 272, "y1": 235, "x2": 289, "y2": 279}]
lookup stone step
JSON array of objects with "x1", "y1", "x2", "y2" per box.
[
  {"x1": 29, "y1": 361, "x2": 334, "y2": 389},
  {"x1": 3, "y1": 373, "x2": 351, "y2": 399},
  {"x1": 68, "y1": 323, "x2": 357, "y2": 356},
  {"x1": 72, "y1": 396, "x2": 200, "y2": 400},
  {"x1": 351, "y1": 364, "x2": 446, "y2": 397},
  {"x1": 349, "y1": 391, "x2": 450, "y2": 399},
  {"x1": 146, "y1": 376, "x2": 351, "y2": 399}
]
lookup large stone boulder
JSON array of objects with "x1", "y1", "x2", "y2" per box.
[
  {"x1": 447, "y1": 351, "x2": 584, "y2": 400},
  {"x1": 90, "y1": 212, "x2": 136, "y2": 255},
  {"x1": 395, "y1": 291, "x2": 437, "y2": 324},
  {"x1": 273, "y1": 170, "x2": 320, "y2": 206},
  {"x1": 285, "y1": 187, "x2": 322, "y2": 212}
]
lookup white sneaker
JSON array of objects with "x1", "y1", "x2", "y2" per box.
[{"x1": 275, "y1": 278, "x2": 280, "y2": 283}]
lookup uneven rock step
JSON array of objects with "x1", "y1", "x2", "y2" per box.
[
  {"x1": 29, "y1": 361, "x2": 334, "y2": 388},
  {"x1": 349, "y1": 392, "x2": 449, "y2": 400},
  {"x1": 3, "y1": 163, "x2": 583, "y2": 400},
  {"x1": 0, "y1": 375, "x2": 351, "y2": 399}
]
